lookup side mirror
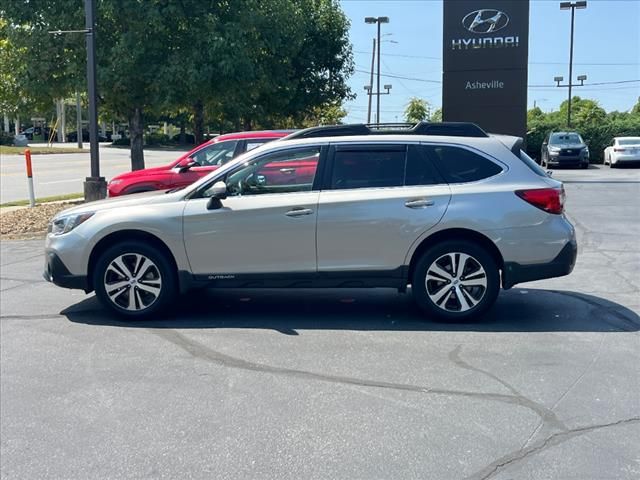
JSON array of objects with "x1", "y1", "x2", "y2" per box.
[
  {"x1": 206, "y1": 181, "x2": 227, "y2": 210},
  {"x1": 177, "y1": 159, "x2": 200, "y2": 173}
]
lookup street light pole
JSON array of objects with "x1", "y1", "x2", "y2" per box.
[
  {"x1": 84, "y1": 0, "x2": 106, "y2": 200},
  {"x1": 49, "y1": 0, "x2": 106, "y2": 200},
  {"x1": 367, "y1": 38, "x2": 376, "y2": 123},
  {"x1": 560, "y1": 1, "x2": 587, "y2": 128}
]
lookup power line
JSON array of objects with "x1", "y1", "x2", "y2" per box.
[
  {"x1": 354, "y1": 68, "x2": 441, "y2": 83},
  {"x1": 355, "y1": 68, "x2": 640, "y2": 89},
  {"x1": 353, "y1": 50, "x2": 639, "y2": 66}
]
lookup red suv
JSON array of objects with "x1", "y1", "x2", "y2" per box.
[{"x1": 107, "y1": 130, "x2": 291, "y2": 197}]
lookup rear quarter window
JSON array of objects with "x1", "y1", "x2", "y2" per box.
[
  {"x1": 425, "y1": 145, "x2": 503, "y2": 183},
  {"x1": 518, "y1": 150, "x2": 548, "y2": 177}
]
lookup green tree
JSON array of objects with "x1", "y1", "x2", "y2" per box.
[
  {"x1": 631, "y1": 97, "x2": 640, "y2": 116},
  {"x1": 404, "y1": 98, "x2": 430, "y2": 123},
  {"x1": 430, "y1": 108, "x2": 442, "y2": 123}
]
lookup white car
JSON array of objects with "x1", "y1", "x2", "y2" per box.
[{"x1": 604, "y1": 137, "x2": 640, "y2": 167}]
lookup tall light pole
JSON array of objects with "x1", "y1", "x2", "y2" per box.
[
  {"x1": 365, "y1": 16, "x2": 389, "y2": 124},
  {"x1": 560, "y1": 1, "x2": 587, "y2": 128},
  {"x1": 49, "y1": 0, "x2": 105, "y2": 200},
  {"x1": 84, "y1": 0, "x2": 106, "y2": 200},
  {"x1": 366, "y1": 37, "x2": 376, "y2": 123}
]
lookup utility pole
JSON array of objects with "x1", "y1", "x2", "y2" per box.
[
  {"x1": 559, "y1": 1, "x2": 587, "y2": 128},
  {"x1": 365, "y1": 16, "x2": 389, "y2": 124}
]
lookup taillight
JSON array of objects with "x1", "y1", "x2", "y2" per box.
[
  {"x1": 515, "y1": 187, "x2": 564, "y2": 214},
  {"x1": 613, "y1": 148, "x2": 626, "y2": 152}
]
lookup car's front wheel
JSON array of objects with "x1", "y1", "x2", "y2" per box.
[
  {"x1": 93, "y1": 241, "x2": 177, "y2": 319},
  {"x1": 412, "y1": 241, "x2": 500, "y2": 322}
]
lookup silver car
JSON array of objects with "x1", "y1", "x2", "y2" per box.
[{"x1": 44, "y1": 123, "x2": 577, "y2": 321}]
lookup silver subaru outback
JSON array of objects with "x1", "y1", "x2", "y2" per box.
[{"x1": 44, "y1": 123, "x2": 577, "y2": 321}]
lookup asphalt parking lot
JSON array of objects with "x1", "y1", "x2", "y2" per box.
[{"x1": 1, "y1": 165, "x2": 639, "y2": 479}]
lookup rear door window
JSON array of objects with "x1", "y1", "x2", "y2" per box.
[
  {"x1": 425, "y1": 145, "x2": 503, "y2": 183},
  {"x1": 330, "y1": 146, "x2": 405, "y2": 190}
]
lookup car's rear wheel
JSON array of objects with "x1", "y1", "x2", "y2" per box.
[
  {"x1": 93, "y1": 241, "x2": 177, "y2": 319},
  {"x1": 412, "y1": 241, "x2": 500, "y2": 322}
]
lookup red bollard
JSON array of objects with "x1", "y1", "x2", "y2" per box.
[{"x1": 25, "y1": 148, "x2": 35, "y2": 207}]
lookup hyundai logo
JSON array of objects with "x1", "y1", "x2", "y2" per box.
[{"x1": 462, "y1": 9, "x2": 510, "y2": 34}]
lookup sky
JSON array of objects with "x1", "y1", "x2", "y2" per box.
[{"x1": 339, "y1": 0, "x2": 640, "y2": 123}]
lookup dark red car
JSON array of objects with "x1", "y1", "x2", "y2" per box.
[{"x1": 107, "y1": 130, "x2": 291, "y2": 197}]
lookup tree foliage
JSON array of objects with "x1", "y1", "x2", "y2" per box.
[
  {"x1": 404, "y1": 97, "x2": 430, "y2": 123},
  {"x1": 1, "y1": 0, "x2": 353, "y2": 169}
]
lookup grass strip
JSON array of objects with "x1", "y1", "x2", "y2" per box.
[{"x1": 0, "y1": 193, "x2": 84, "y2": 208}]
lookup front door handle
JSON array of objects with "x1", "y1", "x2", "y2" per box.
[
  {"x1": 280, "y1": 168, "x2": 296, "y2": 174},
  {"x1": 285, "y1": 208, "x2": 314, "y2": 217},
  {"x1": 405, "y1": 199, "x2": 434, "y2": 209}
]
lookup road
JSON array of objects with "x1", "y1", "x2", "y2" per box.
[
  {"x1": 0, "y1": 144, "x2": 184, "y2": 204},
  {"x1": 1, "y1": 166, "x2": 639, "y2": 479}
]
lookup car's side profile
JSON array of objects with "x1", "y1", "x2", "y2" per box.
[
  {"x1": 540, "y1": 131, "x2": 589, "y2": 169},
  {"x1": 44, "y1": 123, "x2": 577, "y2": 322},
  {"x1": 604, "y1": 137, "x2": 640, "y2": 167},
  {"x1": 107, "y1": 130, "x2": 290, "y2": 197}
]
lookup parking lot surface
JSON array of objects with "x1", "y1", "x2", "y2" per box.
[{"x1": 1, "y1": 166, "x2": 639, "y2": 479}]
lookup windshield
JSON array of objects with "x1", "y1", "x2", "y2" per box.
[
  {"x1": 618, "y1": 138, "x2": 640, "y2": 146},
  {"x1": 550, "y1": 133, "x2": 583, "y2": 145},
  {"x1": 181, "y1": 141, "x2": 277, "y2": 197},
  {"x1": 190, "y1": 140, "x2": 238, "y2": 166}
]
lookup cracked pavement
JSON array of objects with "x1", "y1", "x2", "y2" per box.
[{"x1": 1, "y1": 166, "x2": 639, "y2": 479}]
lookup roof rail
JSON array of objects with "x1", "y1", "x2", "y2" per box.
[{"x1": 283, "y1": 121, "x2": 488, "y2": 140}]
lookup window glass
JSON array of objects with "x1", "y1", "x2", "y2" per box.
[
  {"x1": 331, "y1": 148, "x2": 405, "y2": 190},
  {"x1": 518, "y1": 150, "x2": 547, "y2": 177},
  {"x1": 224, "y1": 146, "x2": 320, "y2": 196},
  {"x1": 549, "y1": 133, "x2": 582, "y2": 144},
  {"x1": 426, "y1": 145, "x2": 503, "y2": 183},
  {"x1": 191, "y1": 140, "x2": 238, "y2": 166},
  {"x1": 246, "y1": 140, "x2": 268, "y2": 152},
  {"x1": 618, "y1": 138, "x2": 640, "y2": 146},
  {"x1": 405, "y1": 145, "x2": 441, "y2": 186}
]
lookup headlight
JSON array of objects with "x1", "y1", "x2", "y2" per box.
[
  {"x1": 48, "y1": 212, "x2": 95, "y2": 235},
  {"x1": 549, "y1": 146, "x2": 561, "y2": 153},
  {"x1": 108, "y1": 179, "x2": 122, "y2": 186}
]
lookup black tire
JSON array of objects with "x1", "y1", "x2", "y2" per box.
[
  {"x1": 93, "y1": 241, "x2": 177, "y2": 319},
  {"x1": 411, "y1": 240, "x2": 500, "y2": 322}
]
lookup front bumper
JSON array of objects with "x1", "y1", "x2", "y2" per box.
[
  {"x1": 502, "y1": 239, "x2": 577, "y2": 289},
  {"x1": 43, "y1": 251, "x2": 88, "y2": 291}
]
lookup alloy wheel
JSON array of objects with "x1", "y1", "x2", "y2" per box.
[
  {"x1": 425, "y1": 252, "x2": 487, "y2": 312},
  {"x1": 103, "y1": 253, "x2": 162, "y2": 311}
]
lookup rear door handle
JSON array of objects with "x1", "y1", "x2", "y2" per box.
[
  {"x1": 285, "y1": 208, "x2": 314, "y2": 217},
  {"x1": 405, "y1": 199, "x2": 434, "y2": 209}
]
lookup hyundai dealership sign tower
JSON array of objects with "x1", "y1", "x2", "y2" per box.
[{"x1": 442, "y1": 0, "x2": 530, "y2": 139}]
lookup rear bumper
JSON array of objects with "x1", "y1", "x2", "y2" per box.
[
  {"x1": 502, "y1": 240, "x2": 577, "y2": 289},
  {"x1": 43, "y1": 251, "x2": 89, "y2": 291}
]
